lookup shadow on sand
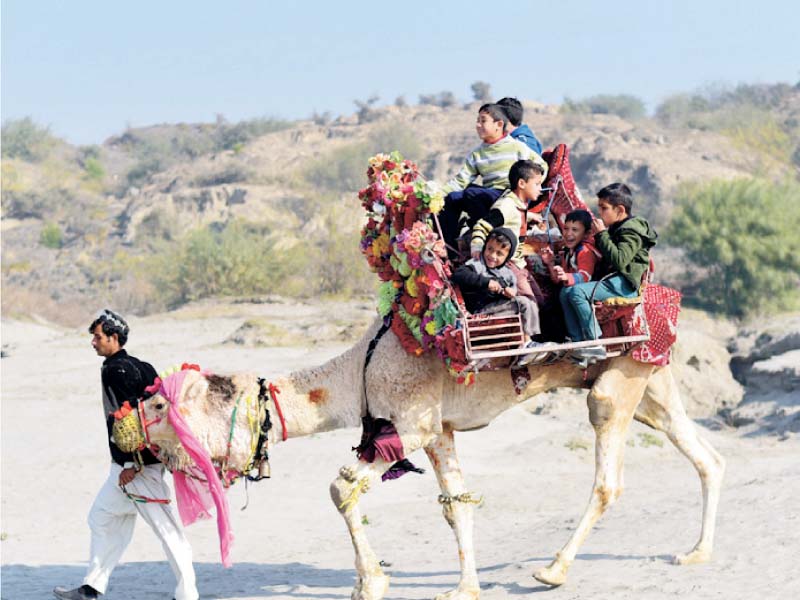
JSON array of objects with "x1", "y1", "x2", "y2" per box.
[{"x1": 2, "y1": 552, "x2": 674, "y2": 599}]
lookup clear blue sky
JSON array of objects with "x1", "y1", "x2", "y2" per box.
[{"x1": 2, "y1": 0, "x2": 798, "y2": 145}]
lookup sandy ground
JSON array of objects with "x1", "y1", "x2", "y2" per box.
[{"x1": 2, "y1": 308, "x2": 799, "y2": 600}]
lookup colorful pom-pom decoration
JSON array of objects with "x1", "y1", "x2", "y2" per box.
[{"x1": 358, "y1": 152, "x2": 472, "y2": 384}]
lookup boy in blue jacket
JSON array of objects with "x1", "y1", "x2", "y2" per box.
[{"x1": 498, "y1": 97, "x2": 543, "y2": 155}]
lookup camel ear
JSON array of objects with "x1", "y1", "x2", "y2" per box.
[{"x1": 181, "y1": 371, "x2": 209, "y2": 408}]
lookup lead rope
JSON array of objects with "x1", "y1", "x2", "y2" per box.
[
  {"x1": 122, "y1": 485, "x2": 171, "y2": 504},
  {"x1": 119, "y1": 402, "x2": 172, "y2": 504},
  {"x1": 240, "y1": 380, "x2": 286, "y2": 510},
  {"x1": 220, "y1": 392, "x2": 244, "y2": 488},
  {"x1": 268, "y1": 383, "x2": 287, "y2": 442},
  {"x1": 240, "y1": 390, "x2": 262, "y2": 511}
]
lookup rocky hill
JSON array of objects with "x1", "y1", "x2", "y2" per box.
[{"x1": 2, "y1": 84, "x2": 799, "y2": 324}]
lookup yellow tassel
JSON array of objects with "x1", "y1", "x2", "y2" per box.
[
  {"x1": 112, "y1": 412, "x2": 145, "y2": 453},
  {"x1": 338, "y1": 477, "x2": 370, "y2": 513}
]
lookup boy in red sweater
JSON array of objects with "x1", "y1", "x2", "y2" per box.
[{"x1": 540, "y1": 209, "x2": 600, "y2": 287}]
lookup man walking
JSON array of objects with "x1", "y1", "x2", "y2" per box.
[{"x1": 54, "y1": 309, "x2": 198, "y2": 600}]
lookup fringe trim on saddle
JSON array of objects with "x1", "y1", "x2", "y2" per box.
[{"x1": 353, "y1": 415, "x2": 425, "y2": 481}]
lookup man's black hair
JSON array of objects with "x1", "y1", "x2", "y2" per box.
[
  {"x1": 564, "y1": 209, "x2": 593, "y2": 232},
  {"x1": 597, "y1": 182, "x2": 634, "y2": 215},
  {"x1": 509, "y1": 159, "x2": 545, "y2": 191},
  {"x1": 478, "y1": 103, "x2": 507, "y2": 129},
  {"x1": 497, "y1": 97, "x2": 523, "y2": 127},
  {"x1": 89, "y1": 309, "x2": 129, "y2": 347}
]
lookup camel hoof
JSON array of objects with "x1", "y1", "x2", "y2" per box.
[
  {"x1": 351, "y1": 573, "x2": 390, "y2": 600},
  {"x1": 533, "y1": 560, "x2": 568, "y2": 587},
  {"x1": 434, "y1": 585, "x2": 480, "y2": 600},
  {"x1": 674, "y1": 548, "x2": 711, "y2": 565}
]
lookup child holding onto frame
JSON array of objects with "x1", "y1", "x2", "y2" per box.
[
  {"x1": 451, "y1": 227, "x2": 541, "y2": 354},
  {"x1": 540, "y1": 209, "x2": 600, "y2": 288},
  {"x1": 469, "y1": 159, "x2": 546, "y2": 301},
  {"x1": 560, "y1": 183, "x2": 657, "y2": 365}
]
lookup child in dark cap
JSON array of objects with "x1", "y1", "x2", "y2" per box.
[{"x1": 452, "y1": 227, "x2": 544, "y2": 363}]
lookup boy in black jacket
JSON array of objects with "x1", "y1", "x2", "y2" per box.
[{"x1": 452, "y1": 228, "x2": 542, "y2": 360}]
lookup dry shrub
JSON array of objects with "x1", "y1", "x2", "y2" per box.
[{"x1": 0, "y1": 284, "x2": 88, "y2": 327}]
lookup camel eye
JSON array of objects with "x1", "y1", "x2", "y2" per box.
[{"x1": 154, "y1": 402, "x2": 165, "y2": 410}]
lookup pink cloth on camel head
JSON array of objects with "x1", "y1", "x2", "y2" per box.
[{"x1": 152, "y1": 368, "x2": 234, "y2": 567}]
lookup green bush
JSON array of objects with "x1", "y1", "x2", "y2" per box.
[
  {"x1": 654, "y1": 94, "x2": 712, "y2": 128},
  {"x1": 117, "y1": 118, "x2": 292, "y2": 188},
  {"x1": 83, "y1": 157, "x2": 105, "y2": 181},
  {"x1": 722, "y1": 112, "x2": 794, "y2": 166},
  {"x1": 561, "y1": 94, "x2": 646, "y2": 119},
  {"x1": 304, "y1": 123, "x2": 423, "y2": 192},
  {"x1": 1, "y1": 117, "x2": 57, "y2": 162},
  {"x1": 368, "y1": 123, "x2": 422, "y2": 159},
  {"x1": 135, "y1": 208, "x2": 176, "y2": 246},
  {"x1": 2, "y1": 187, "x2": 74, "y2": 219},
  {"x1": 305, "y1": 143, "x2": 370, "y2": 192},
  {"x1": 305, "y1": 213, "x2": 376, "y2": 296},
  {"x1": 192, "y1": 165, "x2": 252, "y2": 187},
  {"x1": 213, "y1": 117, "x2": 292, "y2": 151},
  {"x1": 39, "y1": 222, "x2": 63, "y2": 249},
  {"x1": 656, "y1": 84, "x2": 799, "y2": 170},
  {"x1": 792, "y1": 145, "x2": 800, "y2": 169},
  {"x1": 153, "y1": 220, "x2": 306, "y2": 306},
  {"x1": 666, "y1": 178, "x2": 800, "y2": 318},
  {"x1": 126, "y1": 155, "x2": 165, "y2": 187}
]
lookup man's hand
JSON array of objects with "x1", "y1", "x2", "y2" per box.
[
  {"x1": 540, "y1": 246, "x2": 555, "y2": 266},
  {"x1": 591, "y1": 217, "x2": 606, "y2": 234},
  {"x1": 119, "y1": 467, "x2": 138, "y2": 487},
  {"x1": 553, "y1": 266, "x2": 569, "y2": 283},
  {"x1": 502, "y1": 286, "x2": 517, "y2": 298},
  {"x1": 487, "y1": 279, "x2": 502, "y2": 293}
]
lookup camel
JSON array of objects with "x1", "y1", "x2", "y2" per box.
[{"x1": 140, "y1": 319, "x2": 725, "y2": 600}]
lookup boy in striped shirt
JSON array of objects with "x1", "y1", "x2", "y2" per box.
[{"x1": 437, "y1": 103, "x2": 547, "y2": 259}]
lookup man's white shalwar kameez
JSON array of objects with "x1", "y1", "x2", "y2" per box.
[{"x1": 83, "y1": 462, "x2": 199, "y2": 600}]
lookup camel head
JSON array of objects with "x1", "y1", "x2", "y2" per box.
[{"x1": 139, "y1": 369, "x2": 262, "y2": 474}]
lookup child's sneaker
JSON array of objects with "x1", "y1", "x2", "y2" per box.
[
  {"x1": 516, "y1": 340, "x2": 555, "y2": 367},
  {"x1": 570, "y1": 345, "x2": 607, "y2": 368}
]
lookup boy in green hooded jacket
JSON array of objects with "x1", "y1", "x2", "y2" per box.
[{"x1": 560, "y1": 183, "x2": 657, "y2": 363}]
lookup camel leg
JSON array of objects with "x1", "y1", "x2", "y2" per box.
[
  {"x1": 534, "y1": 359, "x2": 654, "y2": 586},
  {"x1": 424, "y1": 430, "x2": 481, "y2": 600},
  {"x1": 330, "y1": 459, "x2": 394, "y2": 600},
  {"x1": 636, "y1": 365, "x2": 725, "y2": 565}
]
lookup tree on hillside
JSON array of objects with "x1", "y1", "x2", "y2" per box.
[
  {"x1": 561, "y1": 94, "x2": 646, "y2": 119},
  {"x1": 470, "y1": 81, "x2": 492, "y2": 103},
  {"x1": 666, "y1": 178, "x2": 800, "y2": 318},
  {"x1": 354, "y1": 95, "x2": 381, "y2": 124},
  {"x1": 419, "y1": 91, "x2": 458, "y2": 108},
  {"x1": 1, "y1": 117, "x2": 57, "y2": 162}
]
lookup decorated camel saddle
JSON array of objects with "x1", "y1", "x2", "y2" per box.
[{"x1": 358, "y1": 147, "x2": 681, "y2": 385}]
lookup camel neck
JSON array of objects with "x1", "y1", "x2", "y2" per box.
[{"x1": 265, "y1": 342, "x2": 367, "y2": 444}]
